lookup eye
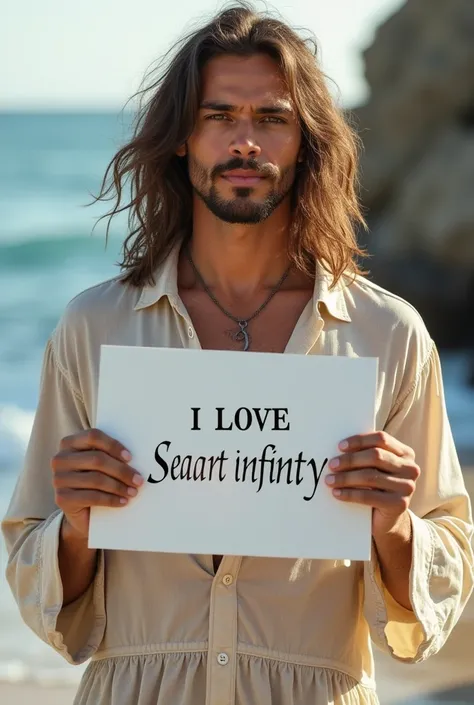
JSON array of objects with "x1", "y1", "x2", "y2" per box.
[
  {"x1": 261, "y1": 116, "x2": 286, "y2": 124},
  {"x1": 205, "y1": 114, "x2": 230, "y2": 121}
]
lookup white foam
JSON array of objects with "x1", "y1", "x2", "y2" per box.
[{"x1": 0, "y1": 405, "x2": 34, "y2": 469}]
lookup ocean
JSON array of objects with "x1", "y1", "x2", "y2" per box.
[
  {"x1": 0, "y1": 111, "x2": 131, "y2": 686},
  {"x1": 0, "y1": 111, "x2": 473, "y2": 688}
]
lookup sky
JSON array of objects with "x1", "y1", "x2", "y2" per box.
[{"x1": 2, "y1": 0, "x2": 405, "y2": 111}]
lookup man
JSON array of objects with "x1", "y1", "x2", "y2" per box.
[{"x1": 2, "y1": 5, "x2": 473, "y2": 705}]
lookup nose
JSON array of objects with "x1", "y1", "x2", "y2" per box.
[{"x1": 229, "y1": 128, "x2": 261, "y2": 159}]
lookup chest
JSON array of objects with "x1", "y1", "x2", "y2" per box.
[{"x1": 179, "y1": 289, "x2": 312, "y2": 353}]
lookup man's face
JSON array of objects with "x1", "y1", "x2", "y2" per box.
[{"x1": 182, "y1": 53, "x2": 302, "y2": 224}]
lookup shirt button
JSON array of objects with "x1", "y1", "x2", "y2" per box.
[
  {"x1": 187, "y1": 326, "x2": 194, "y2": 338},
  {"x1": 222, "y1": 574, "x2": 233, "y2": 586},
  {"x1": 217, "y1": 652, "x2": 229, "y2": 666}
]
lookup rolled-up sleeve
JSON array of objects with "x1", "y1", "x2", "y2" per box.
[
  {"x1": 1, "y1": 337, "x2": 106, "y2": 664},
  {"x1": 364, "y1": 342, "x2": 474, "y2": 663}
]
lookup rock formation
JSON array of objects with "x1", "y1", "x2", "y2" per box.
[{"x1": 348, "y1": 0, "x2": 474, "y2": 358}]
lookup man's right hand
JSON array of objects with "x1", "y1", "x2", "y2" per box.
[{"x1": 52, "y1": 428, "x2": 144, "y2": 540}]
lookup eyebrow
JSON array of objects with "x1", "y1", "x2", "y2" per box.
[{"x1": 199, "y1": 100, "x2": 294, "y2": 115}]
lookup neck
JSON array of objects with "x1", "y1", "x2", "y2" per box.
[{"x1": 183, "y1": 194, "x2": 293, "y2": 300}]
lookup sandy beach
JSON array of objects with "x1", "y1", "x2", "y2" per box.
[
  {"x1": 1, "y1": 468, "x2": 473, "y2": 705},
  {"x1": 0, "y1": 682, "x2": 78, "y2": 704}
]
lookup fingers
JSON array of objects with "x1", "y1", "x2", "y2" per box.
[
  {"x1": 53, "y1": 469, "x2": 139, "y2": 499},
  {"x1": 329, "y1": 447, "x2": 420, "y2": 480},
  {"x1": 339, "y1": 431, "x2": 415, "y2": 460},
  {"x1": 56, "y1": 487, "x2": 129, "y2": 511},
  {"x1": 59, "y1": 428, "x2": 132, "y2": 463},
  {"x1": 329, "y1": 431, "x2": 419, "y2": 516},
  {"x1": 329, "y1": 487, "x2": 411, "y2": 514},
  {"x1": 325, "y1": 467, "x2": 416, "y2": 495},
  {"x1": 52, "y1": 448, "x2": 143, "y2": 489},
  {"x1": 52, "y1": 429, "x2": 144, "y2": 517}
]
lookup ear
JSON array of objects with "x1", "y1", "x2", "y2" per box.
[
  {"x1": 297, "y1": 148, "x2": 304, "y2": 163},
  {"x1": 176, "y1": 143, "x2": 187, "y2": 157}
]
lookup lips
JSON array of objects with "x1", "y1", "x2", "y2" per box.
[{"x1": 221, "y1": 170, "x2": 265, "y2": 186}]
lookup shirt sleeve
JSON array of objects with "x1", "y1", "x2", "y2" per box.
[
  {"x1": 364, "y1": 342, "x2": 474, "y2": 663},
  {"x1": 1, "y1": 337, "x2": 106, "y2": 665}
]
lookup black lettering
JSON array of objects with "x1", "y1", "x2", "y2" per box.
[
  {"x1": 256, "y1": 444, "x2": 276, "y2": 492},
  {"x1": 304, "y1": 458, "x2": 328, "y2": 501},
  {"x1": 216, "y1": 407, "x2": 233, "y2": 431},
  {"x1": 170, "y1": 454, "x2": 181, "y2": 480},
  {"x1": 274, "y1": 408, "x2": 290, "y2": 431},
  {"x1": 193, "y1": 456, "x2": 206, "y2": 481},
  {"x1": 191, "y1": 407, "x2": 201, "y2": 430},
  {"x1": 241, "y1": 455, "x2": 256, "y2": 482},
  {"x1": 180, "y1": 455, "x2": 192, "y2": 480},
  {"x1": 253, "y1": 407, "x2": 271, "y2": 431},
  {"x1": 234, "y1": 450, "x2": 241, "y2": 482},
  {"x1": 208, "y1": 454, "x2": 221, "y2": 480},
  {"x1": 149, "y1": 440, "x2": 171, "y2": 483},
  {"x1": 216, "y1": 450, "x2": 228, "y2": 481},
  {"x1": 294, "y1": 452, "x2": 305, "y2": 485},
  {"x1": 276, "y1": 457, "x2": 292, "y2": 484},
  {"x1": 235, "y1": 407, "x2": 252, "y2": 431}
]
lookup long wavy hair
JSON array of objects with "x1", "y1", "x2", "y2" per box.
[{"x1": 90, "y1": 2, "x2": 368, "y2": 288}]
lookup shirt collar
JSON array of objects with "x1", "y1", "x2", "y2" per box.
[
  {"x1": 134, "y1": 241, "x2": 351, "y2": 323},
  {"x1": 313, "y1": 259, "x2": 352, "y2": 322},
  {"x1": 134, "y1": 243, "x2": 181, "y2": 311}
]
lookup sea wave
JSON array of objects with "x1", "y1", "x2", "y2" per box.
[{"x1": 0, "y1": 234, "x2": 122, "y2": 270}]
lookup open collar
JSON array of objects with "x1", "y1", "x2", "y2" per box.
[{"x1": 134, "y1": 242, "x2": 351, "y2": 323}]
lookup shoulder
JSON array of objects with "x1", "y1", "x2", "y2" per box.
[
  {"x1": 342, "y1": 275, "x2": 440, "y2": 420},
  {"x1": 348, "y1": 275, "x2": 428, "y2": 330},
  {"x1": 58, "y1": 274, "x2": 139, "y2": 328},
  {"x1": 345, "y1": 274, "x2": 434, "y2": 366},
  {"x1": 64, "y1": 273, "x2": 139, "y2": 320},
  {"x1": 50, "y1": 274, "x2": 140, "y2": 366}
]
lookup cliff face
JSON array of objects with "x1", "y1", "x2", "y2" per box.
[{"x1": 349, "y1": 0, "x2": 474, "y2": 352}]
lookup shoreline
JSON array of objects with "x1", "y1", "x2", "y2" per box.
[
  {"x1": 1, "y1": 467, "x2": 473, "y2": 705},
  {"x1": 0, "y1": 682, "x2": 77, "y2": 704}
]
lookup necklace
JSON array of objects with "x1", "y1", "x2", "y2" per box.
[{"x1": 186, "y1": 246, "x2": 291, "y2": 351}]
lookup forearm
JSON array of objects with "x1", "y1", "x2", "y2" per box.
[
  {"x1": 373, "y1": 511, "x2": 413, "y2": 610},
  {"x1": 58, "y1": 517, "x2": 98, "y2": 607}
]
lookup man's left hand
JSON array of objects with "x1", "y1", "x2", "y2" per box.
[{"x1": 325, "y1": 431, "x2": 420, "y2": 536}]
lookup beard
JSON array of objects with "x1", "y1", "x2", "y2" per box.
[{"x1": 188, "y1": 155, "x2": 295, "y2": 224}]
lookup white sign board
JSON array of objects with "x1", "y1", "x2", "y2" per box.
[{"x1": 89, "y1": 346, "x2": 377, "y2": 560}]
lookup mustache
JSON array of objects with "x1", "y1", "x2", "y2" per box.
[{"x1": 211, "y1": 157, "x2": 278, "y2": 180}]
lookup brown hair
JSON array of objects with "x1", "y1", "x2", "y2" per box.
[{"x1": 91, "y1": 2, "x2": 368, "y2": 287}]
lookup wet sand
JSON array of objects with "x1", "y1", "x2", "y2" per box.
[{"x1": 1, "y1": 469, "x2": 473, "y2": 705}]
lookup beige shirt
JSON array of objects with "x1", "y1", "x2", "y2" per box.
[{"x1": 2, "y1": 244, "x2": 474, "y2": 705}]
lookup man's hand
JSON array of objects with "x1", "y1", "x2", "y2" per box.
[
  {"x1": 52, "y1": 428, "x2": 144, "y2": 540},
  {"x1": 325, "y1": 431, "x2": 420, "y2": 537}
]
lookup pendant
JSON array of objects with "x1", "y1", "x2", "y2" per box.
[{"x1": 232, "y1": 320, "x2": 250, "y2": 351}]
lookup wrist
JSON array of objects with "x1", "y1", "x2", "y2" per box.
[
  {"x1": 373, "y1": 511, "x2": 413, "y2": 555},
  {"x1": 60, "y1": 515, "x2": 93, "y2": 550},
  {"x1": 59, "y1": 515, "x2": 98, "y2": 608}
]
